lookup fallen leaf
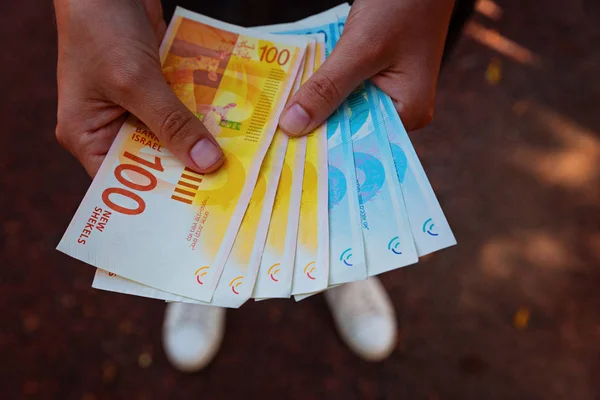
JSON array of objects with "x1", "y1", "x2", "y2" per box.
[
  {"x1": 513, "y1": 306, "x2": 531, "y2": 330},
  {"x1": 486, "y1": 58, "x2": 502, "y2": 85}
]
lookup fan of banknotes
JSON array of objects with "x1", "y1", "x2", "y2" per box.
[{"x1": 58, "y1": 4, "x2": 456, "y2": 308}]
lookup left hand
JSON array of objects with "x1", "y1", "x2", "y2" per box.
[{"x1": 278, "y1": 0, "x2": 455, "y2": 135}]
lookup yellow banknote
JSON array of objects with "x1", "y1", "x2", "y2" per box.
[
  {"x1": 58, "y1": 7, "x2": 309, "y2": 302},
  {"x1": 90, "y1": 57, "x2": 308, "y2": 307},
  {"x1": 208, "y1": 131, "x2": 288, "y2": 307},
  {"x1": 292, "y1": 36, "x2": 329, "y2": 295},
  {"x1": 252, "y1": 38, "x2": 316, "y2": 299},
  {"x1": 91, "y1": 131, "x2": 289, "y2": 308}
]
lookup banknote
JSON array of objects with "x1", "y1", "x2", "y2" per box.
[
  {"x1": 92, "y1": 269, "x2": 202, "y2": 304},
  {"x1": 260, "y1": 3, "x2": 350, "y2": 32},
  {"x1": 296, "y1": 12, "x2": 455, "y2": 299},
  {"x1": 368, "y1": 84, "x2": 457, "y2": 256},
  {"x1": 92, "y1": 269, "x2": 176, "y2": 301},
  {"x1": 334, "y1": 15, "x2": 418, "y2": 276},
  {"x1": 259, "y1": 17, "x2": 367, "y2": 290},
  {"x1": 344, "y1": 83, "x2": 419, "y2": 276},
  {"x1": 95, "y1": 46, "x2": 312, "y2": 306},
  {"x1": 87, "y1": 4, "x2": 457, "y2": 305},
  {"x1": 202, "y1": 129, "x2": 289, "y2": 307},
  {"x1": 93, "y1": 130, "x2": 290, "y2": 308},
  {"x1": 293, "y1": 9, "x2": 411, "y2": 300},
  {"x1": 295, "y1": 3, "x2": 350, "y2": 24},
  {"x1": 291, "y1": 37, "x2": 329, "y2": 295},
  {"x1": 58, "y1": 7, "x2": 309, "y2": 302},
  {"x1": 251, "y1": 38, "x2": 316, "y2": 299},
  {"x1": 319, "y1": 21, "x2": 367, "y2": 285}
]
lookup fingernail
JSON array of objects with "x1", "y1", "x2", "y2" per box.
[
  {"x1": 190, "y1": 139, "x2": 223, "y2": 171},
  {"x1": 279, "y1": 104, "x2": 311, "y2": 135}
]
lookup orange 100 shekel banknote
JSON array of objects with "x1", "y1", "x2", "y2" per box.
[
  {"x1": 57, "y1": 8, "x2": 309, "y2": 302},
  {"x1": 89, "y1": 49, "x2": 310, "y2": 308}
]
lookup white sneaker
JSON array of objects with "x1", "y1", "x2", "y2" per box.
[
  {"x1": 162, "y1": 303, "x2": 225, "y2": 372},
  {"x1": 325, "y1": 277, "x2": 397, "y2": 361}
]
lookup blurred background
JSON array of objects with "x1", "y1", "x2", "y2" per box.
[{"x1": 1, "y1": 0, "x2": 600, "y2": 398}]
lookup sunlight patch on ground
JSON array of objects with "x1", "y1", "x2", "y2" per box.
[
  {"x1": 522, "y1": 232, "x2": 572, "y2": 270},
  {"x1": 510, "y1": 101, "x2": 600, "y2": 192},
  {"x1": 480, "y1": 230, "x2": 581, "y2": 280},
  {"x1": 475, "y1": 0, "x2": 503, "y2": 21},
  {"x1": 480, "y1": 237, "x2": 520, "y2": 279},
  {"x1": 466, "y1": 21, "x2": 541, "y2": 66}
]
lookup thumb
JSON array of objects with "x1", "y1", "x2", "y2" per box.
[
  {"x1": 119, "y1": 67, "x2": 225, "y2": 174},
  {"x1": 278, "y1": 38, "x2": 379, "y2": 136}
]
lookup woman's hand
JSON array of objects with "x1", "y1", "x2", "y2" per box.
[
  {"x1": 279, "y1": 0, "x2": 455, "y2": 135},
  {"x1": 54, "y1": 0, "x2": 224, "y2": 177}
]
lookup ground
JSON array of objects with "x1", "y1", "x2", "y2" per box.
[{"x1": 1, "y1": 0, "x2": 599, "y2": 399}]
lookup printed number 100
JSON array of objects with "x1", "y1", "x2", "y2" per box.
[
  {"x1": 101, "y1": 152, "x2": 164, "y2": 216},
  {"x1": 258, "y1": 45, "x2": 290, "y2": 66}
]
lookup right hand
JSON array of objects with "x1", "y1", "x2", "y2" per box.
[
  {"x1": 279, "y1": 0, "x2": 454, "y2": 137},
  {"x1": 54, "y1": 0, "x2": 224, "y2": 177}
]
